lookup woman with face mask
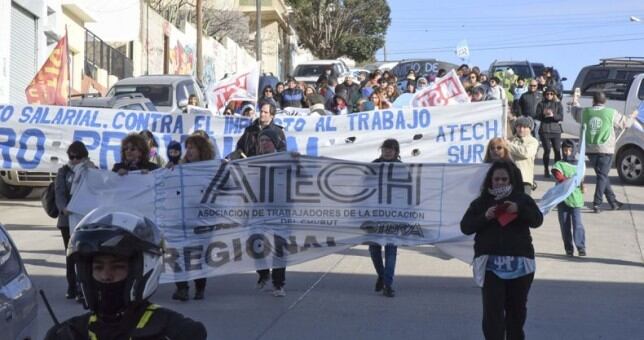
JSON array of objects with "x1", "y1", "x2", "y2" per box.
[{"x1": 461, "y1": 161, "x2": 543, "y2": 340}]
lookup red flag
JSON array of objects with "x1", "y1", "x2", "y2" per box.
[{"x1": 25, "y1": 33, "x2": 69, "y2": 105}]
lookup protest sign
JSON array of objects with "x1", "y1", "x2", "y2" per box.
[
  {"x1": 411, "y1": 69, "x2": 470, "y2": 107},
  {"x1": 67, "y1": 153, "x2": 488, "y2": 282},
  {"x1": 0, "y1": 101, "x2": 503, "y2": 171}
]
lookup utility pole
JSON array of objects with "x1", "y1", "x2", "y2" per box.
[
  {"x1": 196, "y1": 0, "x2": 203, "y2": 82},
  {"x1": 256, "y1": 0, "x2": 262, "y2": 66}
]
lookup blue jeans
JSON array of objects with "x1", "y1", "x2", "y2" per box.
[
  {"x1": 557, "y1": 204, "x2": 586, "y2": 253},
  {"x1": 369, "y1": 244, "x2": 397, "y2": 286},
  {"x1": 588, "y1": 154, "x2": 617, "y2": 206}
]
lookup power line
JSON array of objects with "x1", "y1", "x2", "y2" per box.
[{"x1": 384, "y1": 37, "x2": 644, "y2": 55}]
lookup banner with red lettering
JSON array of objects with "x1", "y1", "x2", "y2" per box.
[
  {"x1": 411, "y1": 69, "x2": 469, "y2": 107},
  {"x1": 205, "y1": 63, "x2": 259, "y2": 113},
  {"x1": 25, "y1": 33, "x2": 69, "y2": 105}
]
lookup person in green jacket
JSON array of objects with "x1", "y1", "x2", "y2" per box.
[
  {"x1": 551, "y1": 140, "x2": 586, "y2": 257},
  {"x1": 579, "y1": 92, "x2": 637, "y2": 213}
]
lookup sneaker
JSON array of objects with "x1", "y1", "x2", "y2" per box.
[
  {"x1": 172, "y1": 287, "x2": 189, "y2": 301},
  {"x1": 383, "y1": 285, "x2": 395, "y2": 298},
  {"x1": 565, "y1": 250, "x2": 574, "y2": 257},
  {"x1": 578, "y1": 249, "x2": 587, "y2": 257},
  {"x1": 273, "y1": 287, "x2": 286, "y2": 297},
  {"x1": 374, "y1": 277, "x2": 384, "y2": 292},
  {"x1": 592, "y1": 205, "x2": 601, "y2": 213},
  {"x1": 256, "y1": 278, "x2": 268, "y2": 290},
  {"x1": 609, "y1": 201, "x2": 624, "y2": 210},
  {"x1": 194, "y1": 289, "x2": 205, "y2": 300}
]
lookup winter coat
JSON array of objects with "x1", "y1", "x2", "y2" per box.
[
  {"x1": 460, "y1": 191, "x2": 543, "y2": 259},
  {"x1": 235, "y1": 119, "x2": 286, "y2": 157},
  {"x1": 508, "y1": 134, "x2": 539, "y2": 185},
  {"x1": 517, "y1": 91, "x2": 542, "y2": 119},
  {"x1": 54, "y1": 164, "x2": 73, "y2": 228},
  {"x1": 280, "y1": 88, "x2": 305, "y2": 108},
  {"x1": 536, "y1": 100, "x2": 564, "y2": 135}
]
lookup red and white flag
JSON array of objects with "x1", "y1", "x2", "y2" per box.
[
  {"x1": 25, "y1": 33, "x2": 69, "y2": 105},
  {"x1": 205, "y1": 63, "x2": 259, "y2": 113}
]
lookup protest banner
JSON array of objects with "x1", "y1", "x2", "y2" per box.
[
  {"x1": 205, "y1": 63, "x2": 259, "y2": 112},
  {"x1": 411, "y1": 69, "x2": 470, "y2": 107},
  {"x1": 67, "y1": 153, "x2": 489, "y2": 282},
  {"x1": 0, "y1": 101, "x2": 503, "y2": 172}
]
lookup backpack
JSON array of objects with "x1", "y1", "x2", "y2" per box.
[{"x1": 41, "y1": 181, "x2": 58, "y2": 218}]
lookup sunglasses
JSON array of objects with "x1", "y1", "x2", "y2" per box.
[{"x1": 68, "y1": 155, "x2": 81, "y2": 160}]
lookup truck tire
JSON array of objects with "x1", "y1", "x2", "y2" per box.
[
  {"x1": 617, "y1": 147, "x2": 644, "y2": 185},
  {"x1": 0, "y1": 177, "x2": 33, "y2": 199}
]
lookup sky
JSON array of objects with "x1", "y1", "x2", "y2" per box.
[{"x1": 377, "y1": 0, "x2": 644, "y2": 90}]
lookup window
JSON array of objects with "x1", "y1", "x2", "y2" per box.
[
  {"x1": 638, "y1": 81, "x2": 644, "y2": 100},
  {"x1": 294, "y1": 65, "x2": 326, "y2": 77},
  {"x1": 113, "y1": 85, "x2": 173, "y2": 107},
  {"x1": 583, "y1": 80, "x2": 628, "y2": 100},
  {"x1": 120, "y1": 103, "x2": 145, "y2": 110},
  {"x1": 0, "y1": 230, "x2": 21, "y2": 284},
  {"x1": 176, "y1": 82, "x2": 189, "y2": 104}
]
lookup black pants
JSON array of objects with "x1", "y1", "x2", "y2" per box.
[
  {"x1": 482, "y1": 271, "x2": 534, "y2": 340},
  {"x1": 176, "y1": 279, "x2": 207, "y2": 291},
  {"x1": 257, "y1": 268, "x2": 286, "y2": 289},
  {"x1": 540, "y1": 133, "x2": 561, "y2": 171},
  {"x1": 60, "y1": 227, "x2": 77, "y2": 293}
]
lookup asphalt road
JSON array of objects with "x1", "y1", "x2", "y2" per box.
[{"x1": 1, "y1": 160, "x2": 643, "y2": 340}]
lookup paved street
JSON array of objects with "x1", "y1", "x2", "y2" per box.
[{"x1": 1, "y1": 160, "x2": 643, "y2": 340}]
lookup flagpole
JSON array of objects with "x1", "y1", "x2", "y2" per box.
[{"x1": 65, "y1": 25, "x2": 70, "y2": 105}]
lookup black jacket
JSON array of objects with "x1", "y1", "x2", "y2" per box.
[
  {"x1": 44, "y1": 302, "x2": 206, "y2": 340},
  {"x1": 536, "y1": 100, "x2": 564, "y2": 135},
  {"x1": 517, "y1": 91, "x2": 542, "y2": 119},
  {"x1": 460, "y1": 191, "x2": 543, "y2": 259},
  {"x1": 235, "y1": 119, "x2": 286, "y2": 157}
]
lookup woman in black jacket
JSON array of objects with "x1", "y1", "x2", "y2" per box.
[
  {"x1": 461, "y1": 160, "x2": 543, "y2": 340},
  {"x1": 369, "y1": 138, "x2": 402, "y2": 298},
  {"x1": 536, "y1": 87, "x2": 563, "y2": 177},
  {"x1": 112, "y1": 133, "x2": 159, "y2": 175}
]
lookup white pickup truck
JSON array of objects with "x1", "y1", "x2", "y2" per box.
[{"x1": 562, "y1": 73, "x2": 644, "y2": 185}]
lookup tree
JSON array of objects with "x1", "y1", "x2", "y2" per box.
[
  {"x1": 286, "y1": 0, "x2": 391, "y2": 62},
  {"x1": 149, "y1": 0, "x2": 251, "y2": 49}
]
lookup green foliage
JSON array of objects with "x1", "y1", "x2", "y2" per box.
[{"x1": 286, "y1": 0, "x2": 391, "y2": 62}]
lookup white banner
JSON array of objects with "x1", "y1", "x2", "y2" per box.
[
  {"x1": 68, "y1": 153, "x2": 488, "y2": 282},
  {"x1": 411, "y1": 69, "x2": 470, "y2": 107},
  {"x1": 0, "y1": 101, "x2": 503, "y2": 172},
  {"x1": 205, "y1": 64, "x2": 260, "y2": 113}
]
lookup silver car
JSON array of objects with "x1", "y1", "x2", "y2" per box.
[
  {"x1": 0, "y1": 224, "x2": 37, "y2": 339},
  {"x1": 615, "y1": 115, "x2": 644, "y2": 185}
]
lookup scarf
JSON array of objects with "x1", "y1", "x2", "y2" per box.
[{"x1": 488, "y1": 185, "x2": 512, "y2": 200}]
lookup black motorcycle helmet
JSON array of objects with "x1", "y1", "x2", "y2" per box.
[{"x1": 68, "y1": 207, "x2": 164, "y2": 313}]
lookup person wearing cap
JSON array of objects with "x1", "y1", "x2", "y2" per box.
[
  {"x1": 508, "y1": 117, "x2": 539, "y2": 195},
  {"x1": 234, "y1": 102, "x2": 286, "y2": 158},
  {"x1": 254, "y1": 129, "x2": 288, "y2": 297},
  {"x1": 416, "y1": 76, "x2": 429, "y2": 90},
  {"x1": 573, "y1": 91, "x2": 637, "y2": 213},
  {"x1": 280, "y1": 78, "x2": 306, "y2": 108},
  {"x1": 536, "y1": 87, "x2": 564, "y2": 177},
  {"x1": 45, "y1": 208, "x2": 206, "y2": 339}
]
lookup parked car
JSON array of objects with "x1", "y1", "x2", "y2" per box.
[
  {"x1": 566, "y1": 72, "x2": 644, "y2": 185},
  {"x1": 69, "y1": 93, "x2": 157, "y2": 111},
  {"x1": 489, "y1": 60, "x2": 537, "y2": 80},
  {"x1": 107, "y1": 75, "x2": 205, "y2": 114},
  {"x1": 562, "y1": 58, "x2": 644, "y2": 136},
  {"x1": 0, "y1": 224, "x2": 37, "y2": 339},
  {"x1": 292, "y1": 60, "x2": 351, "y2": 85}
]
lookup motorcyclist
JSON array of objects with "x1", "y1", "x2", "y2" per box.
[{"x1": 44, "y1": 207, "x2": 207, "y2": 339}]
